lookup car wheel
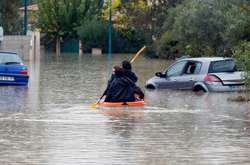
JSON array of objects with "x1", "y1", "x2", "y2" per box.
[
  {"x1": 146, "y1": 84, "x2": 156, "y2": 89},
  {"x1": 193, "y1": 85, "x2": 206, "y2": 93}
]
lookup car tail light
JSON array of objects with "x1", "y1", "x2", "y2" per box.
[
  {"x1": 204, "y1": 74, "x2": 221, "y2": 82},
  {"x1": 20, "y1": 69, "x2": 28, "y2": 75}
]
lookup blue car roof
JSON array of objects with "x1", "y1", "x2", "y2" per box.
[{"x1": 0, "y1": 51, "x2": 17, "y2": 55}]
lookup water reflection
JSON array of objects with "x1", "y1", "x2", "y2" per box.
[
  {"x1": 0, "y1": 86, "x2": 28, "y2": 111},
  {"x1": 0, "y1": 53, "x2": 250, "y2": 164}
]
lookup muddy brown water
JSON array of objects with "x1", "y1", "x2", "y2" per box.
[{"x1": 0, "y1": 53, "x2": 249, "y2": 165}]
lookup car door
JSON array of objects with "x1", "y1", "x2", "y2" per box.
[
  {"x1": 176, "y1": 61, "x2": 202, "y2": 90},
  {"x1": 157, "y1": 60, "x2": 187, "y2": 89}
]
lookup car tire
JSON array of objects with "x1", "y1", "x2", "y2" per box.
[
  {"x1": 193, "y1": 85, "x2": 207, "y2": 93},
  {"x1": 145, "y1": 84, "x2": 156, "y2": 89}
]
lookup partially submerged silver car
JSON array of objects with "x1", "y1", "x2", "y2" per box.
[{"x1": 145, "y1": 57, "x2": 245, "y2": 92}]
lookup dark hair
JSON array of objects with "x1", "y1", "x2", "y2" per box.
[
  {"x1": 122, "y1": 60, "x2": 132, "y2": 70},
  {"x1": 113, "y1": 66, "x2": 123, "y2": 77}
]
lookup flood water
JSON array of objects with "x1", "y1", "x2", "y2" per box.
[{"x1": 0, "y1": 53, "x2": 250, "y2": 164}]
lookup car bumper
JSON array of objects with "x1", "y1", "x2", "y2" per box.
[
  {"x1": 0, "y1": 74, "x2": 29, "y2": 85},
  {"x1": 206, "y1": 83, "x2": 246, "y2": 92}
]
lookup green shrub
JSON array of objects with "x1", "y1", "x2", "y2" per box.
[
  {"x1": 234, "y1": 41, "x2": 250, "y2": 87},
  {"x1": 77, "y1": 18, "x2": 108, "y2": 50},
  {"x1": 154, "y1": 31, "x2": 180, "y2": 59}
]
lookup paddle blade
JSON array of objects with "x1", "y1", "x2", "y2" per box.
[
  {"x1": 91, "y1": 102, "x2": 98, "y2": 108},
  {"x1": 130, "y1": 46, "x2": 146, "y2": 63}
]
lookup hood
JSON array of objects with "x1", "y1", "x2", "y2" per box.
[
  {"x1": 123, "y1": 70, "x2": 138, "y2": 83},
  {"x1": 116, "y1": 76, "x2": 135, "y2": 86},
  {"x1": 146, "y1": 76, "x2": 161, "y2": 86}
]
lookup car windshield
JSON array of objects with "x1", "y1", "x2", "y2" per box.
[
  {"x1": 0, "y1": 53, "x2": 22, "y2": 64},
  {"x1": 208, "y1": 59, "x2": 236, "y2": 73}
]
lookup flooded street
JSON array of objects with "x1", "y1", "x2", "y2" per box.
[{"x1": 0, "y1": 53, "x2": 250, "y2": 165}]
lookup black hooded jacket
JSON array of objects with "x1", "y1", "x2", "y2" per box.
[
  {"x1": 104, "y1": 76, "x2": 136, "y2": 102},
  {"x1": 103, "y1": 70, "x2": 137, "y2": 96},
  {"x1": 123, "y1": 70, "x2": 138, "y2": 83}
]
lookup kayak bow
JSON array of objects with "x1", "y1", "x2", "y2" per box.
[{"x1": 97, "y1": 100, "x2": 145, "y2": 107}]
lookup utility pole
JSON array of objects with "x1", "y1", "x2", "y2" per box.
[
  {"x1": 108, "y1": 0, "x2": 112, "y2": 61},
  {"x1": 23, "y1": 0, "x2": 28, "y2": 35},
  {"x1": 108, "y1": 0, "x2": 112, "y2": 74}
]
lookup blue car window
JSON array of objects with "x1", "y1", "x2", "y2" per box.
[{"x1": 0, "y1": 53, "x2": 22, "y2": 64}]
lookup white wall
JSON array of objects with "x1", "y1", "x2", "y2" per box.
[
  {"x1": 0, "y1": 32, "x2": 40, "y2": 61},
  {"x1": 0, "y1": 26, "x2": 3, "y2": 42}
]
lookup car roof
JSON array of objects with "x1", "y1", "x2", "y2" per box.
[
  {"x1": 0, "y1": 51, "x2": 17, "y2": 55},
  {"x1": 178, "y1": 57, "x2": 233, "y2": 62}
]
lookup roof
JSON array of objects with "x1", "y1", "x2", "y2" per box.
[
  {"x1": 178, "y1": 57, "x2": 233, "y2": 62},
  {"x1": 19, "y1": 4, "x2": 38, "y2": 11},
  {"x1": 0, "y1": 51, "x2": 17, "y2": 54}
]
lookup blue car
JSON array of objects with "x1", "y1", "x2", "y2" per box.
[{"x1": 0, "y1": 51, "x2": 29, "y2": 85}]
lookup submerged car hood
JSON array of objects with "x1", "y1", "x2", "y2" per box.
[{"x1": 146, "y1": 76, "x2": 163, "y2": 86}]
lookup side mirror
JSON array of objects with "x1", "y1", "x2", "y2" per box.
[{"x1": 155, "y1": 72, "x2": 166, "y2": 78}]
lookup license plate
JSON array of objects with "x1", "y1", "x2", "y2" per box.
[
  {"x1": 0, "y1": 76, "x2": 14, "y2": 81},
  {"x1": 230, "y1": 85, "x2": 245, "y2": 90}
]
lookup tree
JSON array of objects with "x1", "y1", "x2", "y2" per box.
[
  {"x1": 224, "y1": 0, "x2": 250, "y2": 47},
  {"x1": 37, "y1": 0, "x2": 104, "y2": 55},
  {"x1": 233, "y1": 41, "x2": 250, "y2": 100},
  {"x1": 171, "y1": 0, "x2": 231, "y2": 56},
  {"x1": 0, "y1": 0, "x2": 23, "y2": 35},
  {"x1": 153, "y1": 0, "x2": 250, "y2": 58},
  {"x1": 149, "y1": 0, "x2": 184, "y2": 37},
  {"x1": 77, "y1": 18, "x2": 108, "y2": 51},
  {"x1": 96, "y1": 0, "x2": 149, "y2": 53}
]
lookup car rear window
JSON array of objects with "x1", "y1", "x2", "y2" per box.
[
  {"x1": 0, "y1": 53, "x2": 22, "y2": 64},
  {"x1": 208, "y1": 59, "x2": 236, "y2": 73}
]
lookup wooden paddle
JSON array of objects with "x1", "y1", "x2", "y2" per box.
[
  {"x1": 130, "y1": 45, "x2": 146, "y2": 63},
  {"x1": 91, "y1": 94, "x2": 105, "y2": 108},
  {"x1": 90, "y1": 45, "x2": 146, "y2": 108}
]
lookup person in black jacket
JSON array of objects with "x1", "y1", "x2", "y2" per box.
[
  {"x1": 104, "y1": 66, "x2": 136, "y2": 102},
  {"x1": 122, "y1": 60, "x2": 138, "y2": 83},
  {"x1": 102, "y1": 61, "x2": 144, "y2": 102},
  {"x1": 122, "y1": 60, "x2": 144, "y2": 100},
  {"x1": 102, "y1": 60, "x2": 137, "y2": 97}
]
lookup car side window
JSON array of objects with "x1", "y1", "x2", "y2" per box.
[
  {"x1": 166, "y1": 61, "x2": 187, "y2": 77},
  {"x1": 184, "y1": 62, "x2": 202, "y2": 74}
]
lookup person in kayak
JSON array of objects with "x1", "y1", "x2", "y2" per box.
[
  {"x1": 102, "y1": 60, "x2": 138, "y2": 97},
  {"x1": 122, "y1": 60, "x2": 144, "y2": 100},
  {"x1": 104, "y1": 66, "x2": 137, "y2": 102},
  {"x1": 121, "y1": 60, "x2": 138, "y2": 83}
]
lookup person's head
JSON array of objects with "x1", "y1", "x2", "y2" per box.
[
  {"x1": 113, "y1": 65, "x2": 123, "y2": 77},
  {"x1": 122, "y1": 60, "x2": 132, "y2": 71}
]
